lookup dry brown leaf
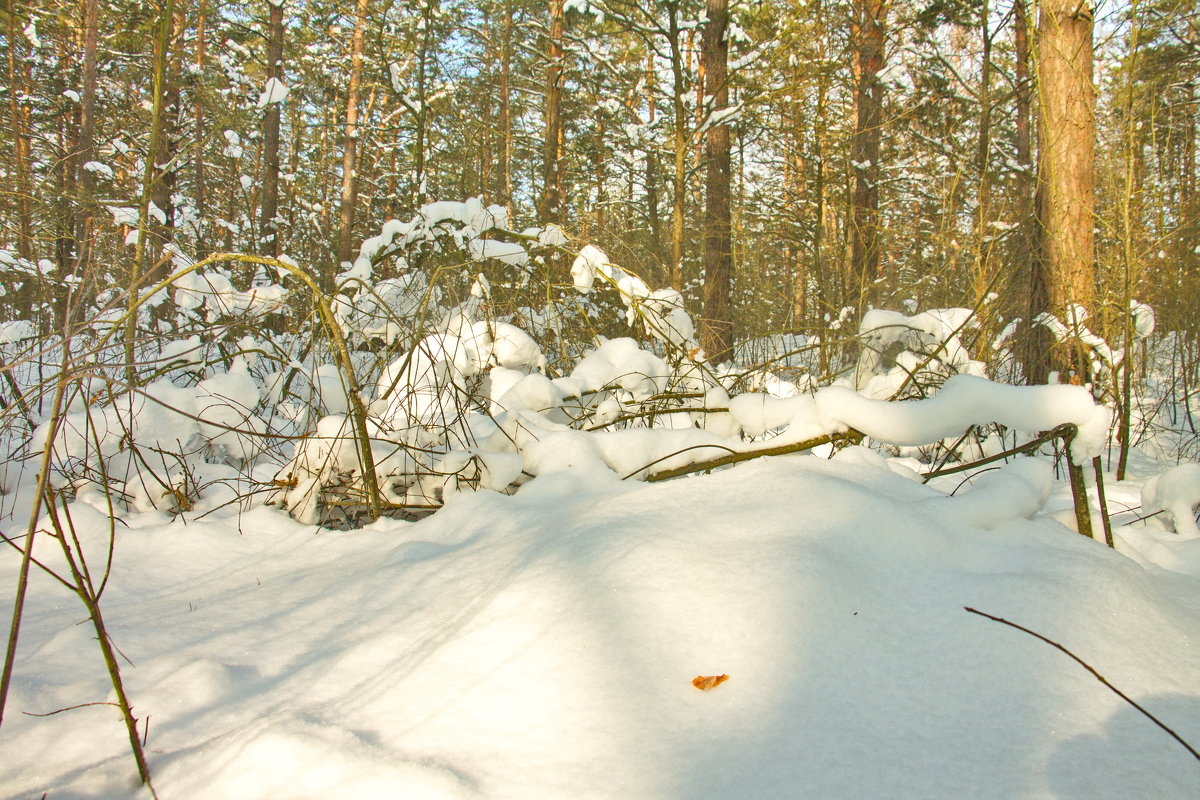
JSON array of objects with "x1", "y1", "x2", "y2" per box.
[{"x1": 692, "y1": 674, "x2": 730, "y2": 692}]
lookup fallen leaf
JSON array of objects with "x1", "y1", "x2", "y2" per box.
[{"x1": 692, "y1": 674, "x2": 730, "y2": 692}]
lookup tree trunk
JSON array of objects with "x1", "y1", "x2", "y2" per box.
[
  {"x1": 540, "y1": 0, "x2": 564, "y2": 223},
  {"x1": 193, "y1": 0, "x2": 209, "y2": 258},
  {"x1": 148, "y1": 3, "x2": 185, "y2": 278},
  {"x1": 135, "y1": 0, "x2": 175, "y2": 284},
  {"x1": 668, "y1": 2, "x2": 687, "y2": 290},
  {"x1": 972, "y1": 0, "x2": 994, "y2": 303},
  {"x1": 54, "y1": 32, "x2": 77, "y2": 277},
  {"x1": 260, "y1": 0, "x2": 285, "y2": 257},
  {"x1": 73, "y1": 0, "x2": 100, "y2": 291},
  {"x1": 1034, "y1": 0, "x2": 1096, "y2": 383},
  {"x1": 850, "y1": 0, "x2": 888, "y2": 314},
  {"x1": 1013, "y1": 0, "x2": 1047, "y2": 383},
  {"x1": 413, "y1": 0, "x2": 434, "y2": 206},
  {"x1": 645, "y1": 50, "x2": 664, "y2": 280},
  {"x1": 497, "y1": 0, "x2": 513, "y2": 208},
  {"x1": 5, "y1": 0, "x2": 34, "y2": 263},
  {"x1": 337, "y1": 0, "x2": 369, "y2": 266},
  {"x1": 700, "y1": 0, "x2": 733, "y2": 359},
  {"x1": 1116, "y1": 3, "x2": 1143, "y2": 480}
]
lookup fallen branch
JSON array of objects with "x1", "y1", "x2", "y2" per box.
[
  {"x1": 922, "y1": 423, "x2": 1077, "y2": 482},
  {"x1": 965, "y1": 606, "x2": 1200, "y2": 762},
  {"x1": 642, "y1": 429, "x2": 864, "y2": 483}
]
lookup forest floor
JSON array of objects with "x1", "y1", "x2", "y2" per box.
[{"x1": 2, "y1": 445, "x2": 1199, "y2": 799}]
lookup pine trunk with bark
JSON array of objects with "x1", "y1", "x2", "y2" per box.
[
  {"x1": 148, "y1": 3, "x2": 186, "y2": 281},
  {"x1": 668, "y1": 2, "x2": 687, "y2": 290},
  {"x1": 192, "y1": 0, "x2": 209, "y2": 258},
  {"x1": 540, "y1": 0, "x2": 564, "y2": 224},
  {"x1": 261, "y1": 0, "x2": 285, "y2": 258},
  {"x1": 337, "y1": 0, "x2": 369, "y2": 266},
  {"x1": 850, "y1": 0, "x2": 888, "y2": 314},
  {"x1": 5, "y1": 0, "x2": 34, "y2": 263},
  {"x1": 700, "y1": 0, "x2": 733, "y2": 359},
  {"x1": 1032, "y1": 0, "x2": 1096, "y2": 383},
  {"x1": 73, "y1": 0, "x2": 100, "y2": 292}
]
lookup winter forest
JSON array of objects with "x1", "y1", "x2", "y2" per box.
[{"x1": 3, "y1": 0, "x2": 1200, "y2": 798}]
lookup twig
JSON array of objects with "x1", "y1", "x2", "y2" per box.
[
  {"x1": 24, "y1": 701, "x2": 121, "y2": 717},
  {"x1": 1, "y1": 348, "x2": 72, "y2": 728},
  {"x1": 46, "y1": 500, "x2": 159, "y2": 795},
  {"x1": 964, "y1": 606, "x2": 1200, "y2": 762},
  {"x1": 1093, "y1": 456, "x2": 1116, "y2": 548},
  {"x1": 1063, "y1": 427, "x2": 1096, "y2": 540}
]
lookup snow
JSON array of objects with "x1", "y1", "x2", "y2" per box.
[
  {"x1": 147, "y1": 201, "x2": 167, "y2": 225},
  {"x1": 1141, "y1": 463, "x2": 1200, "y2": 538},
  {"x1": 468, "y1": 238, "x2": 528, "y2": 267},
  {"x1": 256, "y1": 76, "x2": 291, "y2": 108},
  {"x1": 570, "y1": 243, "x2": 609, "y2": 292},
  {"x1": 108, "y1": 206, "x2": 140, "y2": 226},
  {"x1": 698, "y1": 102, "x2": 744, "y2": 134},
  {"x1": 726, "y1": 375, "x2": 1111, "y2": 464},
  {"x1": 3, "y1": 198, "x2": 1199, "y2": 798},
  {"x1": 83, "y1": 160, "x2": 114, "y2": 179},
  {"x1": 223, "y1": 129, "x2": 244, "y2": 159},
  {"x1": 537, "y1": 223, "x2": 568, "y2": 246},
  {"x1": 570, "y1": 336, "x2": 669, "y2": 400},
  {"x1": 4, "y1": 454, "x2": 1200, "y2": 799},
  {"x1": 1131, "y1": 300, "x2": 1156, "y2": 338},
  {"x1": 0, "y1": 320, "x2": 36, "y2": 345},
  {"x1": 171, "y1": 269, "x2": 287, "y2": 320}
]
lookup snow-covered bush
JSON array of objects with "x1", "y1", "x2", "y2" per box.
[
  {"x1": 31, "y1": 357, "x2": 269, "y2": 512},
  {"x1": 855, "y1": 307, "x2": 986, "y2": 398},
  {"x1": 1141, "y1": 463, "x2": 1200, "y2": 538},
  {"x1": 0, "y1": 197, "x2": 1131, "y2": 530}
]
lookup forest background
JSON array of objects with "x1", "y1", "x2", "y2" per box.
[{"x1": 1, "y1": 0, "x2": 1198, "y2": 389}]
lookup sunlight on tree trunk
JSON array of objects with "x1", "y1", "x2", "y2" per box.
[
  {"x1": 1034, "y1": 0, "x2": 1096, "y2": 383},
  {"x1": 701, "y1": 0, "x2": 733, "y2": 359}
]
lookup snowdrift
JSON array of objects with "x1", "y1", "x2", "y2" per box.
[{"x1": 3, "y1": 452, "x2": 1199, "y2": 799}]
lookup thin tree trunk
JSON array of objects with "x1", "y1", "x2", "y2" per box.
[
  {"x1": 812, "y1": 0, "x2": 830, "y2": 360},
  {"x1": 5, "y1": 0, "x2": 34, "y2": 263},
  {"x1": 54, "y1": 32, "x2": 77, "y2": 277},
  {"x1": 1014, "y1": 0, "x2": 1048, "y2": 383},
  {"x1": 136, "y1": 0, "x2": 177, "y2": 282},
  {"x1": 850, "y1": 0, "x2": 888, "y2": 314},
  {"x1": 646, "y1": 50, "x2": 664, "y2": 279},
  {"x1": 288, "y1": 95, "x2": 303, "y2": 236},
  {"x1": 260, "y1": 0, "x2": 285, "y2": 257},
  {"x1": 148, "y1": 3, "x2": 185, "y2": 278},
  {"x1": 668, "y1": 1, "x2": 687, "y2": 290},
  {"x1": 701, "y1": 0, "x2": 733, "y2": 358},
  {"x1": 413, "y1": 0, "x2": 434, "y2": 206},
  {"x1": 594, "y1": 114, "x2": 606, "y2": 230},
  {"x1": 1117, "y1": 1, "x2": 1142, "y2": 479},
  {"x1": 193, "y1": 0, "x2": 209, "y2": 257},
  {"x1": 498, "y1": 0, "x2": 513, "y2": 208},
  {"x1": 73, "y1": 0, "x2": 100, "y2": 293},
  {"x1": 540, "y1": 0, "x2": 564, "y2": 223},
  {"x1": 337, "y1": 0, "x2": 369, "y2": 265},
  {"x1": 972, "y1": 0, "x2": 994, "y2": 303},
  {"x1": 129, "y1": 0, "x2": 175, "y2": 383},
  {"x1": 788, "y1": 115, "x2": 805, "y2": 326}
]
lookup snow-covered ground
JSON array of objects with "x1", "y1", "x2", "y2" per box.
[{"x1": 3, "y1": 449, "x2": 1199, "y2": 799}]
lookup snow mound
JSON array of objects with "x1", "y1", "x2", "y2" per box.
[
  {"x1": 1141, "y1": 463, "x2": 1200, "y2": 538},
  {"x1": 4, "y1": 458, "x2": 1199, "y2": 799}
]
